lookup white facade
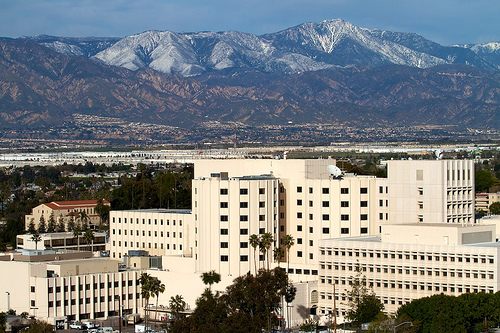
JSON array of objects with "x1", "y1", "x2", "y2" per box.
[
  {"x1": 0, "y1": 252, "x2": 144, "y2": 325},
  {"x1": 17, "y1": 232, "x2": 107, "y2": 252},
  {"x1": 317, "y1": 223, "x2": 500, "y2": 321},
  {"x1": 476, "y1": 192, "x2": 500, "y2": 213},
  {"x1": 109, "y1": 209, "x2": 192, "y2": 259}
]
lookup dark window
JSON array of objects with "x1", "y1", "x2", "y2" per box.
[
  {"x1": 341, "y1": 214, "x2": 349, "y2": 221},
  {"x1": 322, "y1": 227, "x2": 330, "y2": 234},
  {"x1": 341, "y1": 201, "x2": 349, "y2": 207},
  {"x1": 240, "y1": 215, "x2": 248, "y2": 222},
  {"x1": 341, "y1": 188, "x2": 349, "y2": 194},
  {"x1": 297, "y1": 238, "x2": 302, "y2": 244},
  {"x1": 220, "y1": 229, "x2": 228, "y2": 235},
  {"x1": 309, "y1": 227, "x2": 313, "y2": 233},
  {"x1": 297, "y1": 212, "x2": 302, "y2": 218},
  {"x1": 297, "y1": 225, "x2": 302, "y2": 232},
  {"x1": 322, "y1": 214, "x2": 329, "y2": 221},
  {"x1": 220, "y1": 189, "x2": 228, "y2": 195},
  {"x1": 322, "y1": 188, "x2": 329, "y2": 194},
  {"x1": 259, "y1": 188, "x2": 265, "y2": 194},
  {"x1": 220, "y1": 202, "x2": 228, "y2": 208},
  {"x1": 221, "y1": 242, "x2": 228, "y2": 248},
  {"x1": 297, "y1": 199, "x2": 302, "y2": 206},
  {"x1": 240, "y1": 202, "x2": 248, "y2": 208},
  {"x1": 360, "y1": 214, "x2": 368, "y2": 220},
  {"x1": 297, "y1": 251, "x2": 303, "y2": 257},
  {"x1": 322, "y1": 201, "x2": 329, "y2": 207},
  {"x1": 360, "y1": 227, "x2": 368, "y2": 234},
  {"x1": 240, "y1": 229, "x2": 248, "y2": 235},
  {"x1": 240, "y1": 189, "x2": 248, "y2": 195},
  {"x1": 360, "y1": 201, "x2": 368, "y2": 207},
  {"x1": 341, "y1": 228, "x2": 349, "y2": 234},
  {"x1": 221, "y1": 255, "x2": 228, "y2": 262},
  {"x1": 297, "y1": 186, "x2": 302, "y2": 193},
  {"x1": 220, "y1": 215, "x2": 228, "y2": 221},
  {"x1": 309, "y1": 187, "x2": 313, "y2": 194},
  {"x1": 240, "y1": 242, "x2": 248, "y2": 248},
  {"x1": 360, "y1": 187, "x2": 368, "y2": 194}
]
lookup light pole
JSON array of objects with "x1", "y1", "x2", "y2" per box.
[
  {"x1": 394, "y1": 321, "x2": 413, "y2": 333},
  {"x1": 5, "y1": 292, "x2": 9, "y2": 312}
]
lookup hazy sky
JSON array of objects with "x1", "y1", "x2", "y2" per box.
[{"x1": 1, "y1": 0, "x2": 499, "y2": 45}]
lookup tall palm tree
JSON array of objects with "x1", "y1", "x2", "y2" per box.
[
  {"x1": 139, "y1": 273, "x2": 153, "y2": 329},
  {"x1": 260, "y1": 232, "x2": 274, "y2": 270},
  {"x1": 31, "y1": 233, "x2": 41, "y2": 250},
  {"x1": 150, "y1": 278, "x2": 165, "y2": 332},
  {"x1": 77, "y1": 211, "x2": 90, "y2": 230},
  {"x1": 201, "y1": 270, "x2": 221, "y2": 292},
  {"x1": 282, "y1": 234, "x2": 295, "y2": 273},
  {"x1": 73, "y1": 226, "x2": 82, "y2": 251},
  {"x1": 249, "y1": 234, "x2": 260, "y2": 274},
  {"x1": 168, "y1": 295, "x2": 186, "y2": 321},
  {"x1": 273, "y1": 247, "x2": 285, "y2": 267},
  {"x1": 83, "y1": 229, "x2": 94, "y2": 252}
]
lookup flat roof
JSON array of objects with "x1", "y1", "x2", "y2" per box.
[{"x1": 116, "y1": 209, "x2": 192, "y2": 214}]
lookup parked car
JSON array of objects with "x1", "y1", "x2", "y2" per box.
[
  {"x1": 70, "y1": 322, "x2": 84, "y2": 330},
  {"x1": 82, "y1": 322, "x2": 99, "y2": 329}
]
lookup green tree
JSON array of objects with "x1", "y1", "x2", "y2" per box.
[
  {"x1": 282, "y1": 234, "x2": 294, "y2": 273},
  {"x1": 67, "y1": 216, "x2": 75, "y2": 231},
  {"x1": 27, "y1": 218, "x2": 36, "y2": 234},
  {"x1": 150, "y1": 278, "x2": 165, "y2": 331},
  {"x1": 345, "y1": 264, "x2": 384, "y2": 327},
  {"x1": 95, "y1": 198, "x2": 111, "y2": 229},
  {"x1": 273, "y1": 247, "x2": 284, "y2": 267},
  {"x1": 490, "y1": 202, "x2": 500, "y2": 215},
  {"x1": 25, "y1": 320, "x2": 54, "y2": 333},
  {"x1": 78, "y1": 211, "x2": 90, "y2": 230},
  {"x1": 83, "y1": 229, "x2": 94, "y2": 252},
  {"x1": 260, "y1": 232, "x2": 274, "y2": 270},
  {"x1": 72, "y1": 226, "x2": 81, "y2": 250},
  {"x1": 56, "y1": 216, "x2": 65, "y2": 232},
  {"x1": 46, "y1": 213, "x2": 56, "y2": 233},
  {"x1": 201, "y1": 270, "x2": 221, "y2": 292},
  {"x1": 249, "y1": 234, "x2": 260, "y2": 273},
  {"x1": 476, "y1": 170, "x2": 497, "y2": 192},
  {"x1": 31, "y1": 233, "x2": 42, "y2": 250},
  {"x1": 37, "y1": 215, "x2": 46, "y2": 233},
  {"x1": 169, "y1": 294, "x2": 187, "y2": 323},
  {"x1": 139, "y1": 273, "x2": 154, "y2": 329}
]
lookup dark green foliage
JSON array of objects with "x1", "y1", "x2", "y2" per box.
[
  {"x1": 172, "y1": 268, "x2": 288, "y2": 333},
  {"x1": 475, "y1": 169, "x2": 498, "y2": 192},
  {"x1": 490, "y1": 202, "x2": 500, "y2": 215},
  {"x1": 397, "y1": 292, "x2": 500, "y2": 333}
]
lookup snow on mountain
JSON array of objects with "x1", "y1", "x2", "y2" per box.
[{"x1": 23, "y1": 19, "x2": 500, "y2": 76}]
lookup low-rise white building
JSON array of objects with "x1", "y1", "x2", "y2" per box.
[
  {"x1": 17, "y1": 231, "x2": 107, "y2": 252},
  {"x1": 317, "y1": 223, "x2": 500, "y2": 321}
]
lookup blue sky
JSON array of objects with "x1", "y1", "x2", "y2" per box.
[{"x1": 1, "y1": 0, "x2": 499, "y2": 45}]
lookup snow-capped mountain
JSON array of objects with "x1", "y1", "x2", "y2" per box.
[{"x1": 21, "y1": 19, "x2": 500, "y2": 76}]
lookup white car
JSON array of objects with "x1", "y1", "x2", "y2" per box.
[
  {"x1": 82, "y1": 322, "x2": 99, "y2": 329},
  {"x1": 69, "y1": 322, "x2": 83, "y2": 330}
]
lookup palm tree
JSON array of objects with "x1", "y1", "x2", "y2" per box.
[
  {"x1": 260, "y1": 232, "x2": 274, "y2": 270},
  {"x1": 273, "y1": 247, "x2": 284, "y2": 267},
  {"x1": 201, "y1": 270, "x2": 221, "y2": 292},
  {"x1": 249, "y1": 234, "x2": 260, "y2": 274},
  {"x1": 77, "y1": 211, "x2": 90, "y2": 230},
  {"x1": 83, "y1": 229, "x2": 94, "y2": 252},
  {"x1": 95, "y1": 198, "x2": 111, "y2": 230},
  {"x1": 150, "y1": 278, "x2": 165, "y2": 332},
  {"x1": 31, "y1": 233, "x2": 41, "y2": 250},
  {"x1": 168, "y1": 295, "x2": 186, "y2": 321},
  {"x1": 73, "y1": 226, "x2": 81, "y2": 251},
  {"x1": 139, "y1": 273, "x2": 153, "y2": 329},
  {"x1": 282, "y1": 234, "x2": 295, "y2": 273}
]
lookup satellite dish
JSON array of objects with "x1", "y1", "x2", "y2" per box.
[{"x1": 327, "y1": 165, "x2": 342, "y2": 177}]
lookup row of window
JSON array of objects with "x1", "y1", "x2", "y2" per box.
[
  {"x1": 112, "y1": 217, "x2": 182, "y2": 226},
  {"x1": 296, "y1": 213, "x2": 368, "y2": 221},
  {"x1": 47, "y1": 293, "x2": 139, "y2": 308},
  {"x1": 296, "y1": 200, "x2": 369, "y2": 207},
  {"x1": 220, "y1": 188, "x2": 266, "y2": 195},
  {"x1": 112, "y1": 229, "x2": 182, "y2": 238},
  {"x1": 112, "y1": 240, "x2": 181, "y2": 251},
  {"x1": 320, "y1": 248, "x2": 495, "y2": 264},
  {"x1": 297, "y1": 187, "x2": 368, "y2": 194}
]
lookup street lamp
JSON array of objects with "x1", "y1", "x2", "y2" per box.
[
  {"x1": 5, "y1": 292, "x2": 10, "y2": 312},
  {"x1": 394, "y1": 321, "x2": 413, "y2": 333}
]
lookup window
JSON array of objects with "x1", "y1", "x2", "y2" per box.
[
  {"x1": 341, "y1": 188, "x2": 349, "y2": 194},
  {"x1": 260, "y1": 201, "x2": 265, "y2": 207},
  {"x1": 297, "y1": 238, "x2": 302, "y2": 244},
  {"x1": 360, "y1": 201, "x2": 368, "y2": 207},
  {"x1": 220, "y1": 215, "x2": 228, "y2": 221},
  {"x1": 297, "y1": 251, "x2": 303, "y2": 257},
  {"x1": 220, "y1": 202, "x2": 228, "y2": 208},
  {"x1": 360, "y1": 214, "x2": 368, "y2": 220},
  {"x1": 341, "y1": 228, "x2": 349, "y2": 234},
  {"x1": 297, "y1": 212, "x2": 303, "y2": 218},
  {"x1": 297, "y1": 199, "x2": 302, "y2": 206},
  {"x1": 360, "y1": 187, "x2": 368, "y2": 194},
  {"x1": 240, "y1": 215, "x2": 248, "y2": 222},
  {"x1": 220, "y1": 189, "x2": 228, "y2": 195},
  {"x1": 259, "y1": 188, "x2": 265, "y2": 194},
  {"x1": 240, "y1": 229, "x2": 248, "y2": 235},
  {"x1": 240, "y1": 202, "x2": 248, "y2": 208},
  {"x1": 259, "y1": 215, "x2": 265, "y2": 221},
  {"x1": 240, "y1": 242, "x2": 248, "y2": 248},
  {"x1": 322, "y1": 214, "x2": 329, "y2": 221},
  {"x1": 221, "y1": 242, "x2": 228, "y2": 248},
  {"x1": 309, "y1": 227, "x2": 313, "y2": 233},
  {"x1": 297, "y1": 225, "x2": 302, "y2": 232},
  {"x1": 341, "y1": 214, "x2": 349, "y2": 221},
  {"x1": 297, "y1": 186, "x2": 303, "y2": 193},
  {"x1": 309, "y1": 214, "x2": 313, "y2": 220},
  {"x1": 240, "y1": 255, "x2": 248, "y2": 262},
  {"x1": 322, "y1": 201, "x2": 329, "y2": 207},
  {"x1": 322, "y1": 188, "x2": 329, "y2": 194},
  {"x1": 322, "y1": 227, "x2": 330, "y2": 234},
  {"x1": 341, "y1": 201, "x2": 349, "y2": 207},
  {"x1": 309, "y1": 253, "x2": 314, "y2": 259},
  {"x1": 221, "y1": 255, "x2": 228, "y2": 262},
  {"x1": 220, "y1": 229, "x2": 228, "y2": 235},
  {"x1": 360, "y1": 227, "x2": 368, "y2": 234},
  {"x1": 309, "y1": 187, "x2": 313, "y2": 194}
]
